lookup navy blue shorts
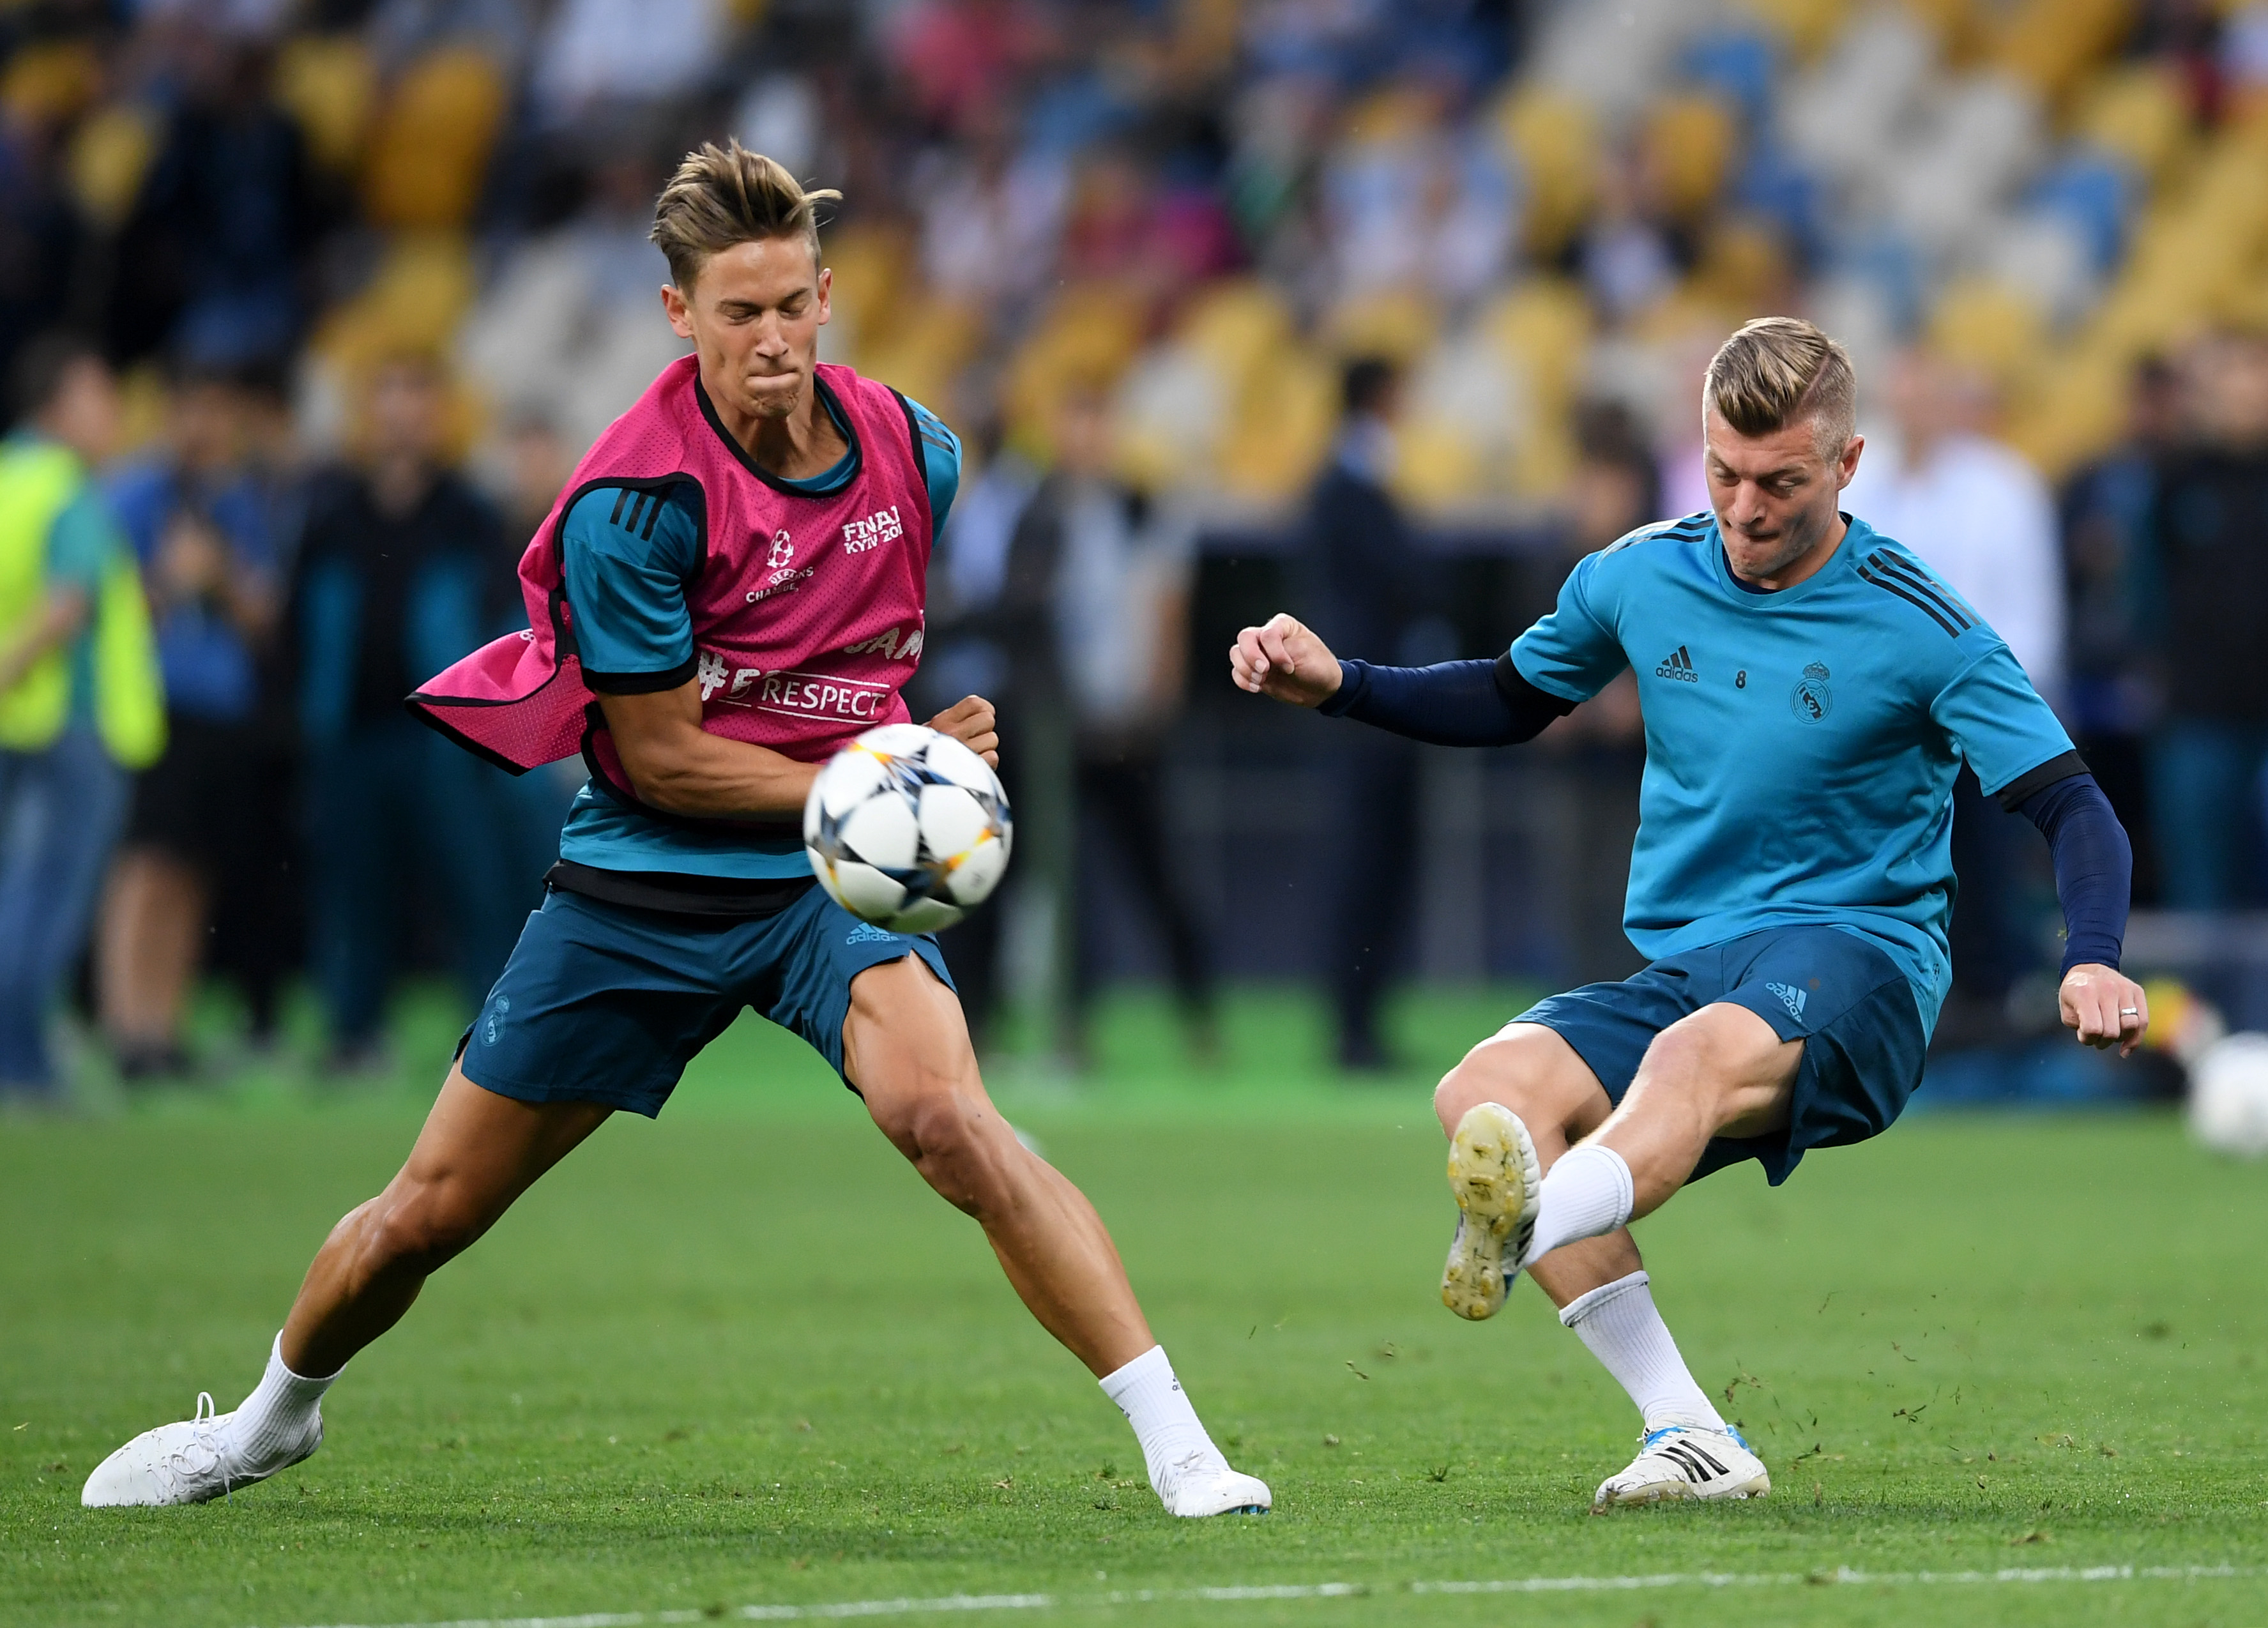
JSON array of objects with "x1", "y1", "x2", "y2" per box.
[
  {"x1": 457, "y1": 884, "x2": 953, "y2": 1117},
  {"x1": 1511, "y1": 924, "x2": 1927, "y2": 1186}
]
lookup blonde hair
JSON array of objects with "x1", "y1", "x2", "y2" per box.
[
  {"x1": 650, "y1": 140, "x2": 842, "y2": 289},
  {"x1": 1703, "y1": 316, "x2": 1857, "y2": 455}
]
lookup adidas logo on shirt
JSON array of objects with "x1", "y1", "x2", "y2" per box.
[{"x1": 1654, "y1": 645, "x2": 1699, "y2": 682}]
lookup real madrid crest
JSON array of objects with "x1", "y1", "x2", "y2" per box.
[{"x1": 1791, "y1": 660, "x2": 1832, "y2": 722}]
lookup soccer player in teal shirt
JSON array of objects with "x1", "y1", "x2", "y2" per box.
[{"x1": 1233, "y1": 318, "x2": 2148, "y2": 1511}]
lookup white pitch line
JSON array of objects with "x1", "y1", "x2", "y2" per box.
[{"x1": 273, "y1": 1563, "x2": 2262, "y2": 1628}]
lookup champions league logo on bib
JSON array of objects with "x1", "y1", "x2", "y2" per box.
[{"x1": 1790, "y1": 661, "x2": 1832, "y2": 722}]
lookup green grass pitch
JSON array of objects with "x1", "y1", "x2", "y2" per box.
[{"x1": 4, "y1": 989, "x2": 2266, "y2": 1627}]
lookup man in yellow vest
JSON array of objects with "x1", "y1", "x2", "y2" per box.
[{"x1": 0, "y1": 334, "x2": 164, "y2": 1099}]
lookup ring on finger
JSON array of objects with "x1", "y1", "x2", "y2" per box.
[{"x1": 2119, "y1": 1007, "x2": 2138, "y2": 1016}]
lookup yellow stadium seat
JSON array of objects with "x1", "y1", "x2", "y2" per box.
[
  {"x1": 1, "y1": 41, "x2": 100, "y2": 126},
  {"x1": 1926, "y1": 276, "x2": 2048, "y2": 393},
  {"x1": 1321, "y1": 287, "x2": 1439, "y2": 365},
  {"x1": 854, "y1": 296, "x2": 982, "y2": 420},
  {"x1": 1002, "y1": 285, "x2": 1148, "y2": 456},
  {"x1": 1993, "y1": 0, "x2": 2132, "y2": 102},
  {"x1": 1493, "y1": 88, "x2": 1599, "y2": 257},
  {"x1": 1901, "y1": 0, "x2": 1986, "y2": 64},
  {"x1": 2004, "y1": 339, "x2": 2127, "y2": 480},
  {"x1": 1643, "y1": 95, "x2": 1739, "y2": 220},
  {"x1": 67, "y1": 103, "x2": 156, "y2": 232},
  {"x1": 821, "y1": 221, "x2": 916, "y2": 365},
  {"x1": 1216, "y1": 340, "x2": 1336, "y2": 505},
  {"x1": 1479, "y1": 278, "x2": 1591, "y2": 410},
  {"x1": 312, "y1": 232, "x2": 479, "y2": 370},
  {"x1": 1730, "y1": 0, "x2": 1852, "y2": 60},
  {"x1": 363, "y1": 49, "x2": 507, "y2": 232},
  {"x1": 1178, "y1": 278, "x2": 1297, "y2": 384},
  {"x1": 2073, "y1": 63, "x2": 2196, "y2": 184},
  {"x1": 275, "y1": 34, "x2": 379, "y2": 175}
]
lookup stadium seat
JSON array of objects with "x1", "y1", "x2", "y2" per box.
[
  {"x1": 363, "y1": 49, "x2": 508, "y2": 232},
  {"x1": 274, "y1": 34, "x2": 379, "y2": 176},
  {"x1": 2073, "y1": 62, "x2": 2197, "y2": 186},
  {"x1": 65, "y1": 103, "x2": 156, "y2": 232},
  {"x1": 1493, "y1": 87, "x2": 1599, "y2": 256}
]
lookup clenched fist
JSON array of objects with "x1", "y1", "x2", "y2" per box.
[
  {"x1": 927, "y1": 694, "x2": 999, "y2": 766},
  {"x1": 1229, "y1": 613, "x2": 1344, "y2": 708},
  {"x1": 2060, "y1": 963, "x2": 2148, "y2": 1057}
]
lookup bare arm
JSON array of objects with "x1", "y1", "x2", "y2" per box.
[
  {"x1": 0, "y1": 588, "x2": 90, "y2": 696},
  {"x1": 597, "y1": 685, "x2": 1003, "y2": 819}
]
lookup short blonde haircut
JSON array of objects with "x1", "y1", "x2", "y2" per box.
[
  {"x1": 1703, "y1": 316, "x2": 1856, "y2": 456},
  {"x1": 650, "y1": 140, "x2": 841, "y2": 290}
]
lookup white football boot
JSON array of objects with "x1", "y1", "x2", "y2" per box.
[
  {"x1": 1591, "y1": 1422, "x2": 1770, "y2": 1510},
  {"x1": 1440, "y1": 1102, "x2": 1542, "y2": 1321},
  {"x1": 80, "y1": 1392, "x2": 321, "y2": 1507},
  {"x1": 1154, "y1": 1449, "x2": 1271, "y2": 1517}
]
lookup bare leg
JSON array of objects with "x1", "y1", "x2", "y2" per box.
[
  {"x1": 98, "y1": 850, "x2": 207, "y2": 1055},
  {"x1": 843, "y1": 955, "x2": 1153, "y2": 1377},
  {"x1": 1594, "y1": 1004, "x2": 1800, "y2": 1216},
  {"x1": 1431, "y1": 1008, "x2": 1800, "y2": 1306},
  {"x1": 1435, "y1": 1023, "x2": 1643, "y2": 1307},
  {"x1": 280, "y1": 1065, "x2": 611, "y2": 1375}
]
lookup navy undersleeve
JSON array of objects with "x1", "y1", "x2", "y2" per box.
[
  {"x1": 2015, "y1": 773, "x2": 2131, "y2": 974},
  {"x1": 1318, "y1": 655, "x2": 1574, "y2": 746}
]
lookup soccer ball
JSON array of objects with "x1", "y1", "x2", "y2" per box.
[
  {"x1": 2188, "y1": 1032, "x2": 2268, "y2": 1159},
  {"x1": 803, "y1": 722, "x2": 1012, "y2": 934}
]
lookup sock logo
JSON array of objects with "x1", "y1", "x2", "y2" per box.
[{"x1": 1764, "y1": 982, "x2": 1807, "y2": 1020}]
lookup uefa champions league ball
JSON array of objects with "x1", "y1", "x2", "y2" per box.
[
  {"x1": 803, "y1": 723, "x2": 1012, "y2": 934},
  {"x1": 2188, "y1": 1032, "x2": 2268, "y2": 1159}
]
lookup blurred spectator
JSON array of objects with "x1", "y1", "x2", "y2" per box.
[
  {"x1": 1323, "y1": 76, "x2": 1514, "y2": 311},
  {"x1": 0, "y1": 98, "x2": 84, "y2": 393},
  {"x1": 1001, "y1": 386, "x2": 1215, "y2": 1060},
  {"x1": 288, "y1": 354, "x2": 533, "y2": 1067},
  {"x1": 2059, "y1": 354, "x2": 2184, "y2": 902},
  {"x1": 886, "y1": 0, "x2": 1054, "y2": 138},
  {"x1": 2142, "y1": 328, "x2": 2268, "y2": 910},
  {"x1": 920, "y1": 417, "x2": 1040, "y2": 1051},
  {"x1": 96, "y1": 365, "x2": 279, "y2": 1081},
  {"x1": 108, "y1": 37, "x2": 325, "y2": 369},
  {"x1": 1848, "y1": 349, "x2": 2066, "y2": 696},
  {"x1": 1846, "y1": 347, "x2": 2066, "y2": 1036},
  {"x1": 917, "y1": 107, "x2": 1070, "y2": 307},
  {"x1": 1300, "y1": 356, "x2": 1425, "y2": 1070},
  {"x1": 459, "y1": 156, "x2": 688, "y2": 455},
  {"x1": 496, "y1": 411, "x2": 575, "y2": 545},
  {"x1": 1536, "y1": 402, "x2": 1653, "y2": 986},
  {"x1": 0, "y1": 337, "x2": 163, "y2": 1098},
  {"x1": 531, "y1": 0, "x2": 724, "y2": 128}
]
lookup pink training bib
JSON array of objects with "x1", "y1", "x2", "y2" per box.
[{"x1": 410, "y1": 358, "x2": 933, "y2": 820}]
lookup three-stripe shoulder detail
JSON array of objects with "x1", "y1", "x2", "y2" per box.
[
  {"x1": 605, "y1": 486, "x2": 673, "y2": 542},
  {"x1": 1856, "y1": 549, "x2": 1970, "y2": 638},
  {"x1": 1604, "y1": 513, "x2": 1713, "y2": 555}
]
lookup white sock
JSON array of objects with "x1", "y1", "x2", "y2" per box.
[
  {"x1": 1520, "y1": 1143, "x2": 1634, "y2": 1267},
  {"x1": 1558, "y1": 1271, "x2": 1725, "y2": 1432},
  {"x1": 1098, "y1": 1345, "x2": 1223, "y2": 1495},
  {"x1": 231, "y1": 1335, "x2": 340, "y2": 1464}
]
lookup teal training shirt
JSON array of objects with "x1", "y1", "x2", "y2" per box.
[
  {"x1": 1509, "y1": 510, "x2": 2077, "y2": 1033},
  {"x1": 556, "y1": 392, "x2": 961, "y2": 879}
]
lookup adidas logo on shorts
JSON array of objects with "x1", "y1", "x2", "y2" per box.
[
  {"x1": 1765, "y1": 981, "x2": 1808, "y2": 1020},
  {"x1": 844, "y1": 922, "x2": 902, "y2": 946}
]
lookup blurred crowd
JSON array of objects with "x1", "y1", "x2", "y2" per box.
[{"x1": 0, "y1": 0, "x2": 2265, "y2": 1096}]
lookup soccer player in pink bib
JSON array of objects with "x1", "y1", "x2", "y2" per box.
[{"x1": 83, "y1": 143, "x2": 1269, "y2": 1521}]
